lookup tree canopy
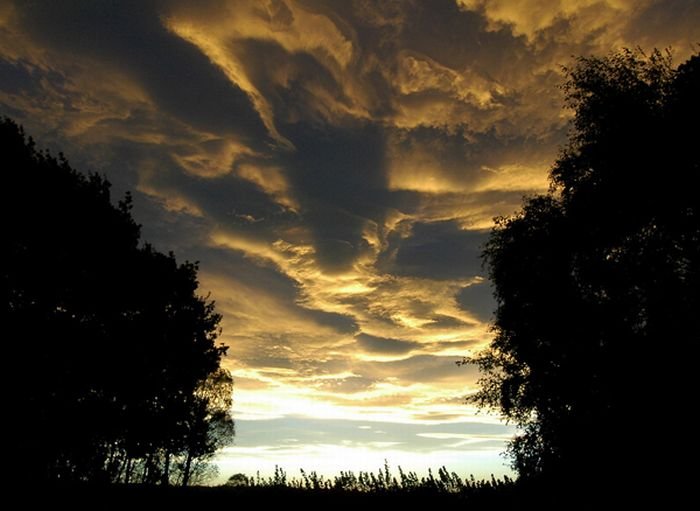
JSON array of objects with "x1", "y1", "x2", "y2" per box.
[
  {"x1": 2, "y1": 118, "x2": 234, "y2": 485},
  {"x1": 470, "y1": 49, "x2": 699, "y2": 488}
]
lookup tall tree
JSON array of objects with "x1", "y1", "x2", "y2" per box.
[
  {"x1": 469, "y1": 49, "x2": 699, "y2": 490},
  {"x1": 179, "y1": 368, "x2": 235, "y2": 486},
  {"x1": 2, "y1": 118, "x2": 234, "y2": 484}
]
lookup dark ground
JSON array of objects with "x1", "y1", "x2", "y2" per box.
[{"x1": 23, "y1": 482, "x2": 621, "y2": 510}]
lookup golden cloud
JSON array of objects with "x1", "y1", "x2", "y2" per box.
[
  {"x1": 456, "y1": 0, "x2": 638, "y2": 41},
  {"x1": 3, "y1": 0, "x2": 697, "y2": 452}
]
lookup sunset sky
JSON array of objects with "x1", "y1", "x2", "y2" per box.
[{"x1": 2, "y1": 0, "x2": 698, "y2": 481}]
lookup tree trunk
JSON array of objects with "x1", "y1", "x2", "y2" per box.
[
  {"x1": 105, "y1": 445, "x2": 117, "y2": 482},
  {"x1": 115, "y1": 452, "x2": 127, "y2": 483},
  {"x1": 124, "y1": 457, "x2": 133, "y2": 484},
  {"x1": 142, "y1": 452, "x2": 153, "y2": 484},
  {"x1": 181, "y1": 450, "x2": 193, "y2": 487},
  {"x1": 162, "y1": 451, "x2": 170, "y2": 486}
]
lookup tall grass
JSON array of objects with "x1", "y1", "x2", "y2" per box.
[{"x1": 225, "y1": 462, "x2": 513, "y2": 495}]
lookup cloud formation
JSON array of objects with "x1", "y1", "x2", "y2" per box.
[{"x1": 2, "y1": 0, "x2": 697, "y2": 476}]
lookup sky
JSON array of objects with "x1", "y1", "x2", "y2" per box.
[{"x1": 1, "y1": 0, "x2": 698, "y2": 482}]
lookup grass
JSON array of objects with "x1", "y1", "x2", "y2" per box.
[
  {"x1": 30, "y1": 464, "x2": 536, "y2": 509},
  {"x1": 28, "y1": 463, "x2": 639, "y2": 509}
]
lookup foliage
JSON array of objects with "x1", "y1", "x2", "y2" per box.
[
  {"x1": 467, "y1": 49, "x2": 699, "y2": 484},
  {"x1": 225, "y1": 462, "x2": 513, "y2": 495},
  {"x1": 27, "y1": 469, "x2": 528, "y2": 509},
  {"x1": 2, "y1": 118, "x2": 234, "y2": 485}
]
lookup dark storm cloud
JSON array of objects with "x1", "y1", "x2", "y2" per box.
[
  {"x1": 146, "y1": 161, "x2": 293, "y2": 231},
  {"x1": 1, "y1": 0, "x2": 547, "y2": 275},
  {"x1": 305, "y1": 308, "x2": 359, "y2": 335},
  {"x1": 425, "y1": 314, "x2": 474, "y2": 329},
  {"x1": 303, "y1": 0, "x2": 518, "y2": 75},
  {"x1": 0, "y1": 58, "x2": 46, "y2": 95},
  {"x1": 380, "y1": 220, "x2": 486, "y2": 280},
  {"x1": 15, "y1": 0, "x2": 270, "y2": 145},
  {"x1": 356, "y1": 333, "x2": 419, "y2": 355},
  {"x1": 282, "y1": 121, "x2": 390, "y2": 272},
  {"x1": 456, "y1": 281, "x2": 496, "y2": 323},
  {"x1": 233, "y1": 37, "x2": 353, "y2": 126},
  {"x1": 361, "y1": 354, "x2": 480, "y2": 384},
  {"x1": 196, "y1": 247, "x2": 359, "y2": 337},
  {"x1": 624, "y1": 0, "x2": 700, "y2": 49},
  {"x1": 63, "y1": 132, "x2": 294, "y2": 251},
  {"x1": 244, "y1": 353, "x2": 295, "y2": 371}
]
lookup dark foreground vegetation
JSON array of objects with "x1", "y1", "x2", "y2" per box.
[
  {"x1": 465, "y1": 48, "x2": 699, "y2": 502},
  {"x1": 24, "y1": 465, "x2": 645, "y2": 509},
  {"x1": 30, "y1": 469, "x2": 536, "y2": 509},
  {"x1": 226, "y1": 463, "x2": 508, "y2": 492},
  {"x1": 3, "y1": 118, "x2": 234, "y2": 485}
]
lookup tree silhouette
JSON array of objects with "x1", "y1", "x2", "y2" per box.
[
  {"x1": 2, "y1": 118, "x2": 234, "y2": 484},
  {"x1": 468, "y1": 49, "x2": 699, "y2": 491},
  {"x1": 179, "y1": 368, "x2": 235, "y2": 486}
]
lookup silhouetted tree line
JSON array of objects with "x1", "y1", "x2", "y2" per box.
[
  {"x1": 2, "y1": 118, "x2": 234, "y2": 485},
  {"x1": 468, "y1": 48, "x2": 699, "y2": 497}
]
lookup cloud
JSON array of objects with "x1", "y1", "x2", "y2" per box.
[
  {"x1": 231, "y1": 416, "x2": 513, "y2": 450},
  {"x1": 0, "y1": 57, "x2": 40, "y2": 95},
  {"x1": 163, "y1": 0, "x2": 360, "y2": 146},
  {"x1": 623, "y1": 0, "x2": 700, "y2": 59},
  {"x1": 360, "y1": 354, "x2": 480, "y2": 384},
  {"x1": 456, "y1": 0, "x2": 636, "y2": 43},
  {"x1": 457, "y1": 0, "x2": 700, "y2": 61},
  {"x1": 355, "y1": 333, "x2": 419, "y2": 355},
  {"x1": 456, "y1": 280, "x2": 496, "y2": 323},
  {"x1": 15, "y1": 0, "x2": 270, "y2": 142},
  {"x1": 379, "y1": 220, "x2": 487, "y2": 280},
  {"x1": 316, "y1": 375, "x2": 377, "y2": 394},
  {"x1": 214, "y1": 416, "x2": 515, "y2": 480},
  {"x1": 281, "y1": 120, "x2": 390, "y2": 273}
]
